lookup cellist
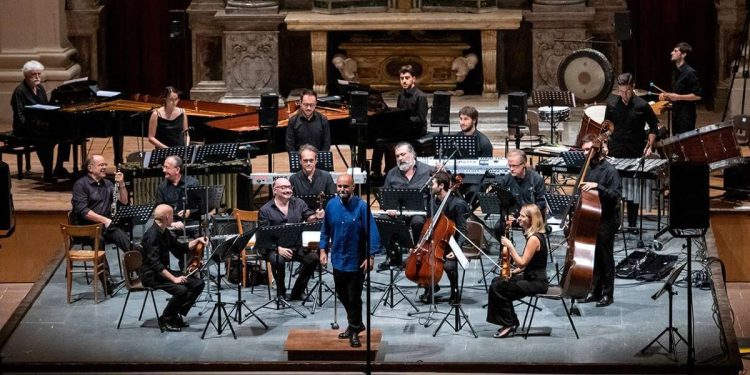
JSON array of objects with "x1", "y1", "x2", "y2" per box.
[
  {"x1": 577, "y1": 133, "x2": 622, "y2": 308},
  {"x1": 415, "y1": 170, "x2": 470, "y2": 304}
]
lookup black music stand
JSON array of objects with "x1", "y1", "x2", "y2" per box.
[
  {"x1": 640, "y1": 261, "x2": 688, "y2": 361},
  {"x1": 371, "y1": 217, "x2": 419, "y2": 314},
  {"x1": 531, "y1": 90, "x2": 575, "y2": 144},
  {"x1": 253, "y1": 223, "x2": 308, "y2": 318},
  {"x1": 288, "y1": 151, "x2": 334, "y2": 172},
  {"x1": 224, "y1": 229, "x2": 269, "y2": 328},
  {"x1": 545, "y1": 193, "x2": 574, "y2": 220},
  {"x1": 434, "y1": 134, "x2": 478, "y2": 159},
  {"x1": 186, "y1": 185, "x2": 224, "y2": 215},
  {"x1": 194, "y1": 143, "x2": 238, "y2": 163},
  {"x1": 561, "y1": 151, "x2": 586, "y2": 168},
  {"x1": 147, "y1": 146, "x2": 195, "y2": 168},
  {"x1": 111, "y1": 204, "x2": 156, "y2": 229},
  {"x1": 380, "y1": 188, "x2": 426, "y2": 213}
]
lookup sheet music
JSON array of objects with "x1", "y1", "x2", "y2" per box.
[
  {"x1": 96, "y1": 90, "x2": 121, "y2": 98},
  {"x1": 449, "y1": 236, "x2": 469, "y2": 269},
  {"x1": 26, "y1": 104, "x2": 60, "y2": 110}
]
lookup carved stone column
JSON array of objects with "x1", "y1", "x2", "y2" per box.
[
  {"x1": 524, "y1": 1, "x2": 595, "y2": 92},
  {"x1": 311, "y1": 31, "x2": 328, "y2": 95},
  {"x1": 66, "y1": 0, "x2": 104, "y2": 82},
  {"x1": 188, "y1": 0, "x2": 228, "y2": 102},
  {"x1": 588, "y1": 0, "x2": 626, "y2": 76},
  {"x1": 720, "y1": 0, "x2": 745, "y2": 116},
  {"x1": 0, "y1": 0, "x2": 81, "y2": 125},
  {"x1": 481, "y1": 30, "x2": 498, "y2": 98}
]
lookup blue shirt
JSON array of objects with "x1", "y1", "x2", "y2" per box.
[{"x1": 319, "y1": 195, "x2": 382, "y2": 272}]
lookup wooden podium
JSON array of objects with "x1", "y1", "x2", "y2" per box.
[{"x1": 284, "y1": 329, "x2": 382, "y2": 361}]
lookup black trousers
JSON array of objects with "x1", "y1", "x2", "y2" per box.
[
  {"x1": 591, "y1": 217, "x2": 619, "y2": 299},
  {"x1": 266, "y1": 249, "x2": 319, "y2": 298},
  {"x1": 34, "y1": 140, "x2": 70, "y2": 177},
  {"x1": 408, "y1": 215, "x2": 426, "y2": 247},
  {"x1": 99, "y1": 225, "x2": 133, "y2": 278},
  {"x1": 486, "y1": 274, "x2": 547, "y2": 327},
  {"x1": 144, "y1": 271, "x2": 205, "y2": 318},
  {"x1": 333, "y1": 269, "x2": 365, "y2": 332}
]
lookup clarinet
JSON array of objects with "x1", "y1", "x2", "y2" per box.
[{"x1": 112, "y1": 174, "x2": 120, "y2": 217}]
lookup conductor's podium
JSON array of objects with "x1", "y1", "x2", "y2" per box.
[{"x1": 284, "y1": 329, "x2": 382, "y2": 361}]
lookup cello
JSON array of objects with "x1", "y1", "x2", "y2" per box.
[{"x1": 560, "y1": 121, "x2": 614, "y2": 299}]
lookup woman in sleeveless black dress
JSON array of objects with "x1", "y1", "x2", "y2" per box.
[
  {"x1": 148, "y1": 86, "x2": 189, "y2": 149},
  {"x1": 486, "y1": 204, "x2": 549, "y2": 338}
]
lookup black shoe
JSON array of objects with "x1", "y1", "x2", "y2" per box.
[
  {"x1": 175, "y1": 315, "x2": 190, "y2": 328},
  {"x1": 577, "y1": 293, "x2": 600, "y2": 304},
  {"x1": 596, "y1": 296, "x2": 613, "y2": 307},
  {"x1": 158, "y1": 317, "x2": 182, "y2": 332},
  {"x1": 288, "y1": 293, "x2": 304, "y2": 301},
  {"x1": 338, "y1": 329, "x2": 353, "y2": 339},
  {"x1": 349, "y1": 334, "x2": 361, "y2": 347},
  {"x1": 42, "y1": 175, "x2": 57, "y2": 184},
  {"x1": 448, "y1": 293, "x2": 459, "y2": 305},
  {"x1": 492, "y1": 325, "x2": 517, "y2": 339},
  {"x1": 53, "y1": 167, "x2": 70, "y2": 179},
  {"x1": 377, "y1": 261, "x2": 391, "y2": 271}
]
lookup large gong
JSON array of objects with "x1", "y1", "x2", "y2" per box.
[{"x1": 557, "y1": 48, "x2": 614, "y2": 103}]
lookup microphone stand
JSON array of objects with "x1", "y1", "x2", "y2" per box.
[{"x1": 180, "y1": 131, "x2": 191, "y2": 271}]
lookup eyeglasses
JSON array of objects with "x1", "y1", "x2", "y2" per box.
[
  {"x1": 508, "y1": 163, "x2": 523, "y2": 168},
  {"x1": 301, "y1": 103, "x2": 316, "y2": 108}
]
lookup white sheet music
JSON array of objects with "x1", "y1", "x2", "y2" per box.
[{"x1": 449, "y1": 237, "x2": 469, "y2": 269}]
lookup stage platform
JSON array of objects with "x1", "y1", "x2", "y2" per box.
[{"x1": 0, "y1": 214, "x2": 741, "y2": 374}]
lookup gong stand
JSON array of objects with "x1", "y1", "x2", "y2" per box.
[{"x1": 531, "y1": 90, "x2": 575, "y2": 144}]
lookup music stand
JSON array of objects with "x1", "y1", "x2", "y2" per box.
[
  {"x1": 147, "y1": 146, "x2": 195, "y2": 168},
  {"x1": 561, "y1": 151, "x2": 586, "y2": 168},
  {"x1": 186, "y1": 185, "x2": 224, "y2": 215},
  {"x1": 111, "y1": 204, "x2": 156, "y2": 229},
  {"x1": 531, "y1": 90, "x2": 575, "y2": 144},
  {"x1": 253, "y1": 223, "x2": 308, "y2": 318},
  {"x1": 640, "y1": 261, "x2": 688, "y2": 361},
  {"x1": 380, "y1": 188, "x2": 426, "y2": 213},
  {"x1": 434, "y1": 134, "x2": 478, "y2": 159},
  {"x1": 545, "y1": 193, "x2": 574, "y2": 220},
  {"x1": 194, "y1": 143, "x2": 238, "y2": 163},
  {"x1": 371, "y1": 217, "x2": 419, "y2": 314},
  {"x1": 288, "y1": 151, "x2": 334, "y2": 172}
]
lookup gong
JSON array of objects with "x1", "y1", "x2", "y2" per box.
[{"x1": 557, "y1": 48, "x2": 614, "y2": 103}]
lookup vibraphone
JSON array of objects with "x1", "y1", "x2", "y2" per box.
[
  {"x1": 416, "y1": 157, "x2": 509, "y2": 184},
  {"x1": 536, "y1": 157, "x2": 669, "y2": 211},
  {"x1": 120, "y1": 160, "x2": 251, "y2": 209}
]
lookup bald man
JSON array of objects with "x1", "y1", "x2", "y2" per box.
[
  {"x1": 139, "y1": 204, "x2": 206, "y2": 332},
  {"x1": 258, "y1": 178, "x2": 324, "y2": 301}
]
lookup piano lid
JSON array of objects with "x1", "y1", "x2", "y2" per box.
[{"x1": 50, "y1": 78, "x2": 100, "y2": 105}]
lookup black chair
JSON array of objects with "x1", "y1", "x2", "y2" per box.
[
  {"x1": 0, "y1": 131, "x2": 35, "y2": 179},
  {"x1": 519, "y1": 284, "x2": 579, "y2": 339},
  {"x1": 116, "y1": 251, "x2": 163, "y2": 332}
]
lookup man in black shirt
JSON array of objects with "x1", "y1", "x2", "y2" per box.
[
  {"x1": 492, "y1": 149, "x2": 546, "y2": 240},
  {"x1": 456, "y1": 106, "x2": 493, "y2": 208},
  {"x1": 289, "y1": 144, "x2": 336, "y2": 197},
  {"x1": 383, "y1": 142, "x2": 432, "y2": 244},
  {"x1": 258, "y1": 178, "x2": 324, "y2": 300},
  {"x1": 605, "y1": 73, "x2": 659, "y2": 230},
  {"x1": 578, "y1": 134, "x2": 622, "y2": 307},
  {"x1": 285, "y1": 89, "x2": 331, "y2": 152},
  {"x1": 659, "y1": 42, "x2": 702, "y2": 135},
  {"x1": 140, "y1": 204, "x2": 206, "y2": 332},
  {"x1": 155, "y1": 155, "x2": 201, "y2": 233}
]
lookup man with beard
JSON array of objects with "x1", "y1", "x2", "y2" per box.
[
  {"x1": 492, "y1": 149, "x2": 546, "y2": 241},
  {"x1": 659, "y1": 42, "x2": 702, "y2": 135},
  {"x1": 289, "y1": 144, "x2": 336, "y2": 197},
  {"x1": 456, "y1": 106, "x2": 493, "y2": 208},
  {"x1": 155, "y1": 155, "x2": 201, "y2": 234},
  {"x1": 319, "y1": 174, "x2": 381, "y2": 347},
  {"x1": 286, "y1": 89, "x2": 331, "y2": 152}
]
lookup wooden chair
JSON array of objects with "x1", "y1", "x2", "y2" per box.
[
  {"x1": 505, "y1": 110, "x2": 547, "y2": 155},
  {"x1": 116, "y1": 251, "x2": 162, "y2": 332},
  {"x1": 60, "y1": 223, "x2": 108, "y2": 303},
  {"x1": 460, "y1": 220, "x2": 490, "y2": 294},
  {"x1": 233, "y1": 209, "x2": 272, "y2": 292}
]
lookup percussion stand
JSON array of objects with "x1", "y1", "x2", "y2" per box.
[{"x1": 531, "y1": 90, "x2": 575, "y2": 145}]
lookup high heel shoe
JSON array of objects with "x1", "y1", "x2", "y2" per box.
[{"x1": 492, "y1": 325, "x2": 517, "y2": 338}]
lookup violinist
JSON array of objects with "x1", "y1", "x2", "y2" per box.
[
  {"x1": 577, "y1": 134, "x2": 622, "y2": 308},
  {"x1": 492, "y1": 149, "x2": 547, "y2": 240},
  {"x1": 417, "y1": 170, "x2": 469, "y2": 304},
  {"x1": 487, "y1": 204, "x2": 548, "y2": 338},
  {"x1": 139, "y1": 204, "x2": 206, "y2": 332}
]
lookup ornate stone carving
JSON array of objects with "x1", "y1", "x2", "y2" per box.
[
  {"x1": 311, "y1": 31, "x2": 328, "y2": 94},
  {"x1": 332, "y1": 54, "x2": 359, "y2": 81},
  {"x1": 226, "y1": 0, "x2": 278, "y2": 13},
  {"x1": 196, "y1": 36, "x2": 223, "y2": 81},
  {"x1": 452, "y1": 53, "x2": 478, "y2": 83},
  {"x1": 481, "y1": 30, "x2": 498, "y2": 97},
  {"x1": 224, "y1": 32, "x2": 278, "y2": 96},
  {"x1": 532, "y1": 28, "x2": 588, "y2": 90}
]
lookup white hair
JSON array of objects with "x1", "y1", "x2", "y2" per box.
[{"x1": 22, "y1": 60, "x2": 44, "y2": 74}]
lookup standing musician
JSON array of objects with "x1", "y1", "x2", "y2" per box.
[
  {"x1": 605, "y1": 73, "x2": 659, "y2": 232},
  {"x1": 486, "y1": 204, "x2": 548, "y2": 338},
  {"x1": 577, "y1": 134, "x2": 622, "y2": 307},
  {"x1": 319, "y1": 174, "x2": 382, "y2": 348},
  {"x1": 492, "y1": 149, "x2": 547, "y2": 241},
  {"x1": 285, "y1": 89, "x2": 331, "y2": 152},
  {"x1": 155, "y1": 155, "x2": 201, "y2": 233},
  {"x1": 659, "y1": 42, "x2": 702, "y2": 135},
  {"x1": 139, "y1": 204, "x2": 206, "y2": 332},
  {"x1": 71, "y1": 154, "x2": 133, "y2": 294},
  {"x1": 380, "y1": 142, "x2": 433, "y2": 270},
  {"x1": 416, "y1": 170, "x2": 469, "y2": 304},
  {"x1": 289, "y1": 144, "x2": 336, "y2": 196},
  {"x1": 148, "y1": 86, "x2": 189, "y2": 149},
  {"x1": 258, "y1": 178, "x2": 324, "y2": 301},
  {"x1": 456, "y1": 106, "x2": 493, "y2": 209}
]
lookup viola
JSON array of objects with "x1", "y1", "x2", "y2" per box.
[
  {"x1": 185, "y1": 222, "x2": 207, "y2": 277},
  {"x1": 500, "y1": 218, "x2": 513, "y2": 281}
]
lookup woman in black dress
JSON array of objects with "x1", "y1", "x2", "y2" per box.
[
  {"x1": 486, "y1": 203, "x2": 549, "y2": 338},
  {"x1": 148, "y1": 86, "x2": 189, "y2": 149}
]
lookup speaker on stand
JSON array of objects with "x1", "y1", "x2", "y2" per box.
[
  {"x1": 0, "y1": 161, "x2": 15, "y2": 240},
  {"x1": 430, "y1": 91, "x2": 451, "y2": 134},
  {"x1": 507, "y1": 91, "x2": 528, "y2": 150}
]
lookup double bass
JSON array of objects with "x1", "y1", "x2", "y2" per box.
[{"x1": 560, "y1": 122, "x2": 614, "y2": 299}]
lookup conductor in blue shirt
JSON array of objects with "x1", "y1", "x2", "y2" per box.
[{"x1": 319, "y1": 174, "x2": 382, "y2": 348}]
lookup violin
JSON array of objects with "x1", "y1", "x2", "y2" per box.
[
  {"x1": 500, "y1": 217, "x2": 514, "y2": 281},
  {"x1": 185, "y1": 222, "x2": 207, "y2": 276}
]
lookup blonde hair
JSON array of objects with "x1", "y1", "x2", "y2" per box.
[{"x1": 522, "y1": 204, "x2": 546, "y2": 236}]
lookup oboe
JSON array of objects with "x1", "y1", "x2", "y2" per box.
[{"x1": 112, "y1": 170, "x2": 121, "y2": 216}]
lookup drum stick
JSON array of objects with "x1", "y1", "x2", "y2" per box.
[{"x1": 649, "y1": 82, "x2": 667, "y2": 93}]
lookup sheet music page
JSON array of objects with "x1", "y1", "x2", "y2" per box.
[
  {"x1": 25, "y1": 104, "x2": 60, "y2": 110},
  {"x1": 449, "y1": 236, "x2": 469, "y2": 269},
  {"x1": 96, "y1": 90, "x2": 121, "y2": 97}
]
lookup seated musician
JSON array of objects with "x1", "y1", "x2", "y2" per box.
[
  {"x1": 492, "y1": 149, "x2": 547, "y2": 240},
  {"x1": 10, "y1": 60, "x2": 70, "y2": 183},
  {"x1": 140, "y1": 204, "x2": 206, "y2": 332},
  {"x1": 415, "y1": 170, "x2": 469, "y2": 304},
  {"x1": 71, "y1": 154, "x2": 136, "y2": 294},
  {"x1": 155, "y1": 155, "x2": 201, "y2": 234},
  {"x1": 578, "y1": 134, "x2": 622, "y2": 308},
  {"x1": 380, "y1": 142, "x2": 432, "y2": 269},
  {"x1": 605, "y1": 73, "x2": 659, "y2": 233},
  {"x1": 258, "y1": 178, "x2": 324, "y2": 301},
  {"x1": 148, "y1": 86, "x2": 189, "y2": 149},
  {"x1": 285, "y1": 89, "x2": 331, "y2": 153},
  {"x1": 457, "y1": 106, "x2": 493, "y2": 208},
  {"x1": 487, "y1": 204, "x2": 548, "y2": 338},
  {"x1": 289, "y1": 144, "x2": 336, "y2": 196}
]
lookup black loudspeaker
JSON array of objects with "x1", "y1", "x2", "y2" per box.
[
  {"x1": 0, "y1": 161, "x2": 15, "y2": 238},
  {"x1": 724, "y1": 157, "x2": 750, "y2": 199},
  {"x1": 168, "y1": 10, "x2": 187, "y2": 40},
  {"x1": 236, "y1": 173, "x2": 253, "y2": 211},
  {"x1": 614, "y1": 11, "x2": 631, "y2": 41},
  {"x1": 669, "y1": 163, "x2": 709, "y2": 230},
  {"x1": 430, "y1": 91, "x2": 451, "y2": 126},
  {"x1": 211, "y1": 214, "x2": 239, "y2": 236},
  {"x1": 259, "y1": 92, "x2": 279, "y2": 127},
  {"x1": 350, "y1": 90, "x2": 368, "y2": 126},
  {"x1": 507, "y1": 91, "x2": 527, "y2": 126}
]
